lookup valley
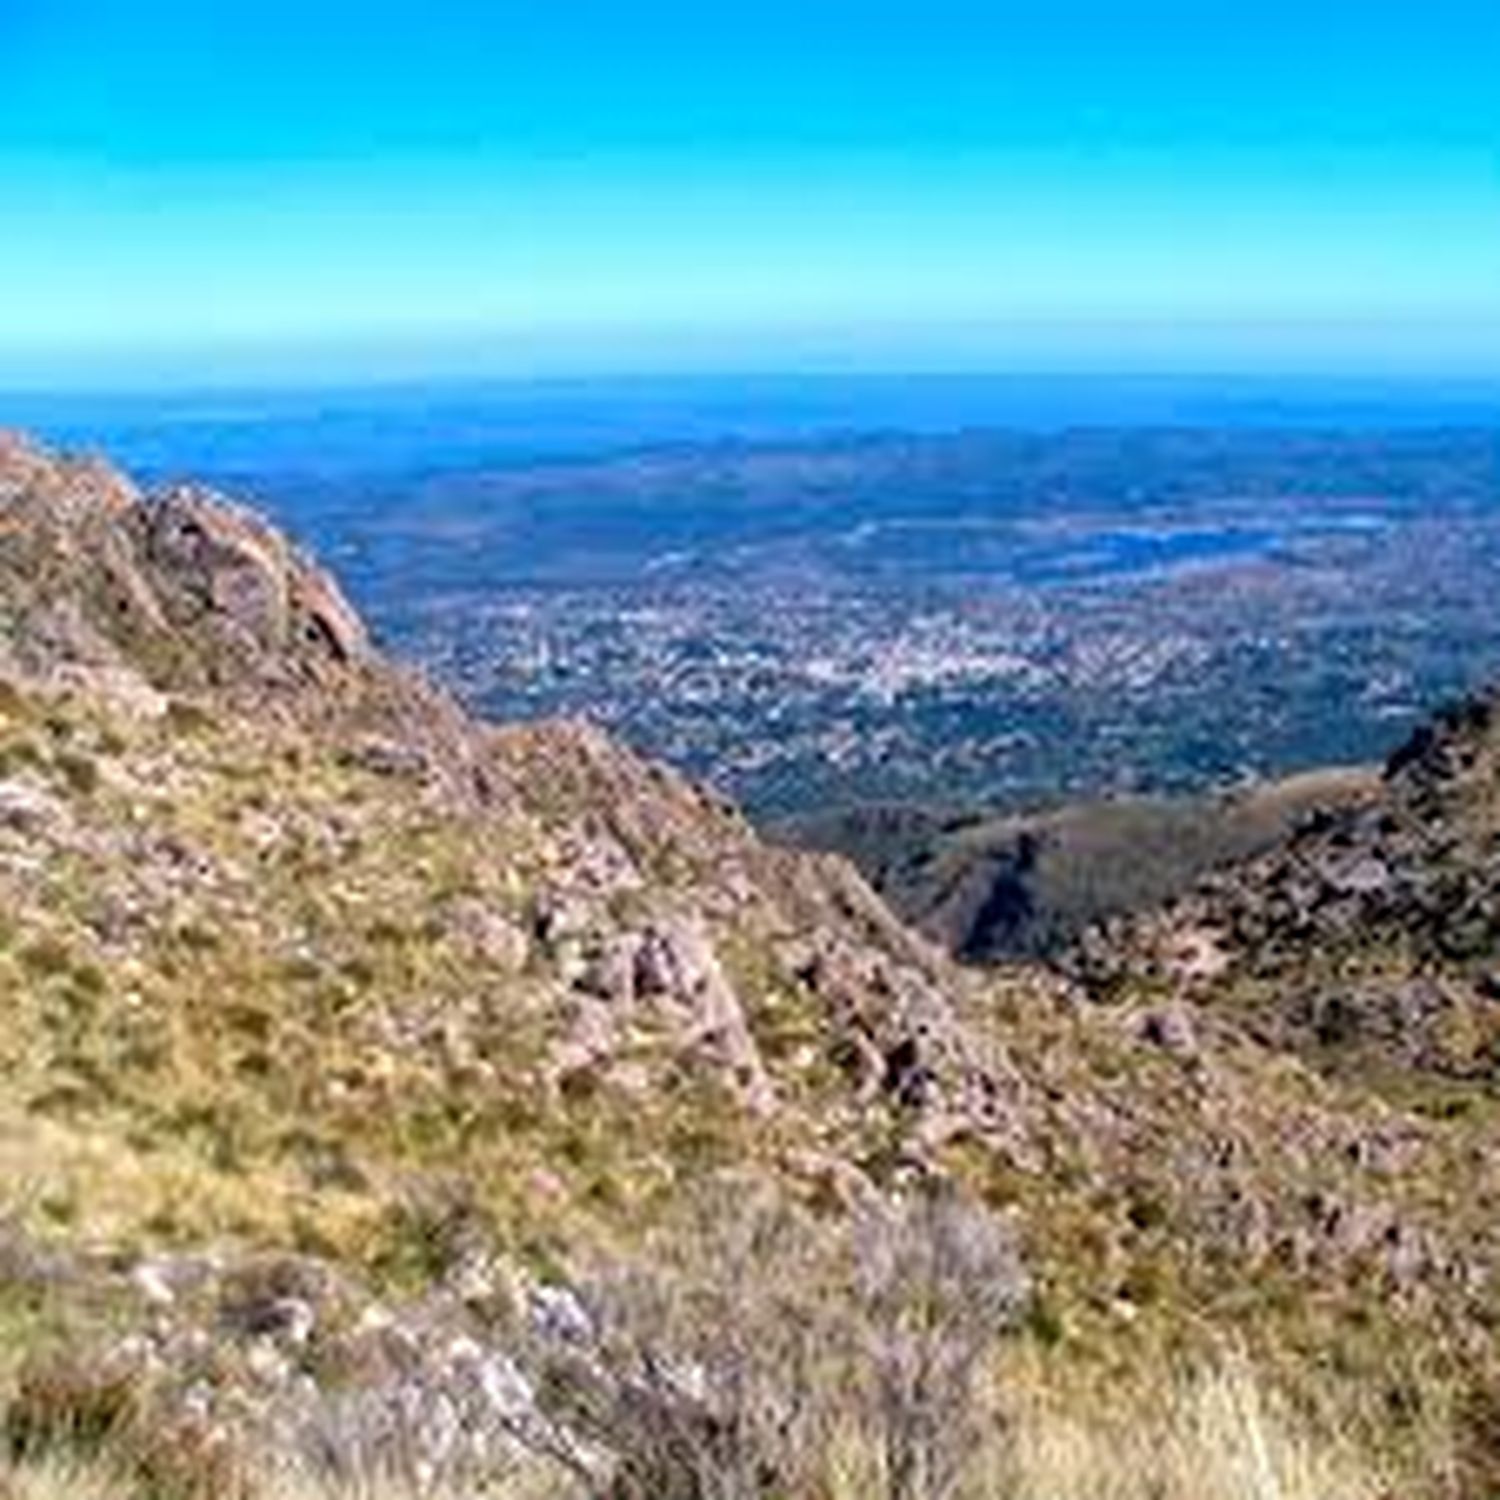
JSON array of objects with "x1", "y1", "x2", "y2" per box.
[{"x1": 20, "y1": 394, "x2": 1500, "y2": 820}]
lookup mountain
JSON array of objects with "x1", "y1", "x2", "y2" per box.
[
  {"x1": 778, "y1": 768, "x2": 1380, "y2": 963},
  {"x1": 3, "y1": 430, "x2": 1500, "y2": 1495},
  {"x1": 1074, "y1": 691, "x2": 1500, "y2": 1096},
  {"x1": 0, "y1": 429, "x2": 1018, "y2": 1227}
]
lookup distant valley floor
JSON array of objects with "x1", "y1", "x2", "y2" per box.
[{"x1": 21, "y1": 407, "x2": 1500, "y2": 820}]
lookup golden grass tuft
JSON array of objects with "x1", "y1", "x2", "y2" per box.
[{"x1": 998, "y1": 1353, "x2": 1397, "y2": 1500}]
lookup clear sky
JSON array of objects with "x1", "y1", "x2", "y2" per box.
[{"x1": 2, "y1": 0, "x2": 1498, "y2": 386}]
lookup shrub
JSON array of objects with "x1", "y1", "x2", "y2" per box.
[
  {"x1": 504, "y1": 1180, "x2": 1028, "y2": 1500},
  {"x1": 513, "y1": 1184, "x2": 834, "y2": 1500},
  {"x1": 850, "y1": 1188, "x2": 1029, "y2": 1500}
]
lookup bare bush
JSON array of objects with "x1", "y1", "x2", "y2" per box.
[
  {"x1": 511, "y1": 1183, "x2": 836, "y2": 1500},
  {"x1": 506, "y1": 1179, "x2": 1026, "y2": 1500},
  {"x1": 850, "y1": 1188, "x2": 1029, "y2": 1500}
]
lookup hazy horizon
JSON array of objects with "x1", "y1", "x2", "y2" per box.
[{"x1": 8, "y1": 373, "x2": 1499, "y2": 490}]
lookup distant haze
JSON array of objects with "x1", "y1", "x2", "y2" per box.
[{"x1": 9, "y1": 375, "x2": 1500, "y2": 483}]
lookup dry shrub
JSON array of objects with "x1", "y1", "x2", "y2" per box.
[
  {"x1": 507, "y1": 1179, "x2": 1026, "y2": 1500},
  {"x1": 852, "y1": 1186, "x2": 1026, "y2": 1500},
  {"x1": 510, "y1": 1184, "x2": 833, "y2": 1500},
  {"x1": 504, "y1": 1186, "x2": 1399, "y2": 1500}
]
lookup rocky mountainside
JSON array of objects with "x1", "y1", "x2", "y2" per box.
[
  {"x1": 0, "y1": 431, "x2": 1033, "y2": 1225},
  {"x1": 1074, "y1": 693, "x2": 1500, "y2": 1094},
  {"x1": 5, "y1": 430, "x2": 1500, "y2": 1493}
]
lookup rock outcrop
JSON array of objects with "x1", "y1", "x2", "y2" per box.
[
  {"x1": 0, "y1": 433, "x2": 364, "y2": 688},
  {"x1": 141, "y1": 485, "x2": 368, "y2": 673}
]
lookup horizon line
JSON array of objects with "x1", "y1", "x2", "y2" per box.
[{"x1": 4, "y1": 366, "x2": 1500, "y2": 402}]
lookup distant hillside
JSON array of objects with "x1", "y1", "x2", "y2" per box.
[{"x1": 779, "y1": 767, "x2": 1380, "y2": 963}]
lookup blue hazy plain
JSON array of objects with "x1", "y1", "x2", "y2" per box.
[
  {"x1": 2, "y1": 0, "x2": 1499, "y2": 387},
  {"x1": 7, "y1": 376, "x2": 1499, "y2": 485}
]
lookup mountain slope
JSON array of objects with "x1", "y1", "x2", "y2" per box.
[
  {"x1": 5, "y1": 432, "x2": 1500, "y2": 1489},
  {"x1": 0, "y1": 429, "x2": 1041, "y2": 1255},
  {"x1": 1074, "y1": 692, "x2": 1500, "y2": 1096}
]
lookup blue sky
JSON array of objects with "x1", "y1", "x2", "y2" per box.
[{"x1": 1, "y1": 0, "x2": 1498, "y2": 385}]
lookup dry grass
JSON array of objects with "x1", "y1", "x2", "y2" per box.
[
  {"x1": 0, "y1": 1459, "x2": 560, "y2": 1500},
  {"x1": 0, "y1": 1457, "x2": 124, "y2": 1500},
  {"x1": 0, "y1": 629, "x2": 1479, "y2": 1500},
  {"x1": 0, "y1": 1356, "x2": 1405, "y2": 1500},
  {"x1": 997, "y1": 1354, "x2": 1398, "y2": 1500}
]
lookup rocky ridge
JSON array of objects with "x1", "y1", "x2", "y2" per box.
[
  {"x1": 1073, "y1": 692, "x2": 1500, "y2": 1090},
  {"x1": 0, "y1": 440, "x2": 1050, "y2": 1216}
]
